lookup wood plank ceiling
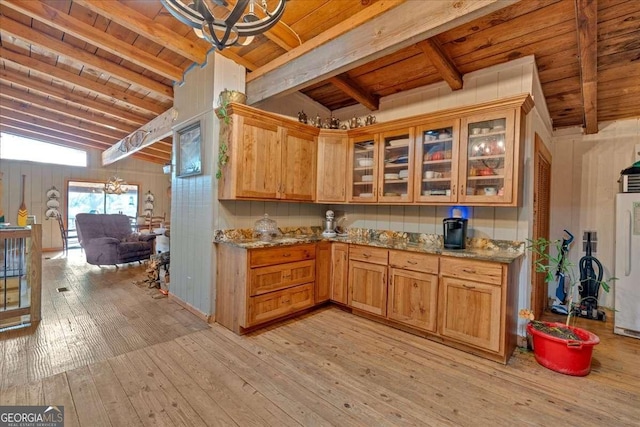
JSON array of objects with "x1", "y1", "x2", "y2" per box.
[{"x1": 0, "y1": 0, "x2": 639, "y2": 165}]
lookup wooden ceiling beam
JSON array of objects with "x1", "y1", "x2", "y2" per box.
[
  {"x1": 575, "y1": 0, "x2": 598, "y2": 134},
  {"x1": 246, "y1": 0, "x2": 517, "y2": 104},
  {"x1": 0, "y1": 48, "x2": 168, "y2": 115},
  {"x1": 1, "y1": 0, "x2": 183, "y2": 82},
  {"x1": 0, "y1": 16, "x2": 173, "y2": 100},
  {"x1": 0, "y1": 69, "x2": 152, "y2": 126},
  {"x1": 329, "y1": 75, "x2": 379, "y2": 111},
  {"x1": 246, "y1": 0, "x2": 406, "y2": 84},
  {"x1": 418, "y1": 38, "x2": 463, "y2": 90},
  {"x1": 73, "y1": 0, "x2": 207, "y2": 65},
  {"x1": 0, "y1": 84, "x2": 138, "y2": 134},
  {"x1": 102, "y1": 108, "x2": 177, "y2": 165}
]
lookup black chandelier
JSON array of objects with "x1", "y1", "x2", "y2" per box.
[{"x1": 160, "y1": 0, "x2": 287, "y2": 50}]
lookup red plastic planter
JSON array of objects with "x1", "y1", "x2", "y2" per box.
[{"x1": 527, "y1": 321, "x2": 600, "y2": 376}]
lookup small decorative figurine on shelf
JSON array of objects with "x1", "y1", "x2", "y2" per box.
[
  {"x1": 365, "y1": 114, "x2": 377, "y2": 126},
  {"x1": 297, "y1": 110, "x2": 307, "y2": 124},
  {"x1": 330, "y1": 116, "x2": 340, "y2": 129},
  {"x1": 315, "y1": 113, "x2": 322, "y2": 128}
]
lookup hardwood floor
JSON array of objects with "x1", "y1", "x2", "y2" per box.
[{"x1": 1, "y1": 252, "x2": 639, "y2": 426}]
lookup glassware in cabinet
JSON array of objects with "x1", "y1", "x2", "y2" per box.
[
  {"x1": 349, "y1": 136, "x2": 377, "y2": 201},
  {"x1": 416, "y1": 121, "x2": 458, "y2": 202},
  {"x1": 461, "y1": 111, "x2": 515, "y2": 203},
  {"x1": 380, "y1": 129, "x2": 413, "y2": 202}
]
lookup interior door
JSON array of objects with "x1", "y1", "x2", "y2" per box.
[{"x1": 531, "y1": 134, "x2": 552, "y2": 318}]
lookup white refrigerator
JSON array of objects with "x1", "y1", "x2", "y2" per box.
[{"x1": 614, "y1": 193, "x2": 640, "y2": 339}]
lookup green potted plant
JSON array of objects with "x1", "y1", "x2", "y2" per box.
[{"x1": 521, "y1": 235, "x2": 614, "y2": 376}]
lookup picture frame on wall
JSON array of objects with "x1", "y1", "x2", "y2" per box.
[{"x1": 176, "y1": 121, "x2": 202, "y2": 178}]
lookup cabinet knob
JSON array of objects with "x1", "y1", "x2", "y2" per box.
[
  {"x1": 460, "y1": 184, "x2": 465, "y2": 196},
  {"x1": 452, "y1": 185, "x2": 456, "y2": 196}
]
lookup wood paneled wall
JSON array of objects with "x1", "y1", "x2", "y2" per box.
[{"x1": 0, "y1": 149, "x2": 169, "y2": 250}]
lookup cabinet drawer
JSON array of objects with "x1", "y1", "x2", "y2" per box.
[
  {"x1": 246, "y1": 283, "x2": 315, "y2": 327},
  {"x1": 440, "y1": 257, "x2": 503, "y2": 286},
  {"x1": 349, "y1": 245, "x2": 388, "y2": 265},
  {"x1": 389, "y1": 250, "x2": 438, "y2": 274},
  {"x1": 250, "y1": 260, "x2": 315, "y2": 296},
  {"x1": 250, "y1": 244, "x2": 316, "y2": 267}
]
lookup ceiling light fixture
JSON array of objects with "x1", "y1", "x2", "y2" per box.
[
  {"x1": 103, "y1": 176, "x2": 128, "y2": 195},
  {"x1": 160, "y1": 0, "x2": 287, "y2": 50}
]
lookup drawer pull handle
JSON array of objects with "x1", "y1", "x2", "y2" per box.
[
  {"x1": 363, "y1": 253, "x2": 371, "y2": 258},
  {"x1": 462, "y1": 284, "x2": 476, "y2": 289},
  {"x1": 282, "y1": 253, "x2": 291, "y2": 257},
  {"x1": 407, "y1": 260, "x2": 418, "y2": 265},
  {"x1": 462, "y1": 268, "x2": 476, "y2": 274}
]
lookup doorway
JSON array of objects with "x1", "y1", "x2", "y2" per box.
[{"x1": 531, "y1": 134, "x2": 552, "y2": 318}]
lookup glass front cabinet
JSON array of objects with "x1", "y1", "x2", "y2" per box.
[
  {"x1": 415, "y1": 119, "x2": 460, "y2": 203},
  {"x1": 459, "y1": 109, "x2": 517, "y2": 205},
  {"x1": 348, "y1": 128, "x2": 414, "y2": 203}
]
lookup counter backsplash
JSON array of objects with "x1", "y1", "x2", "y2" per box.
[{"x1": 213, "y1": 226, "x2": 525, "y2": 253}]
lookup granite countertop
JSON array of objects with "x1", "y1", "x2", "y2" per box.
[{"x1": 214, "y1": 227, "x2": 525, "y2": 264}]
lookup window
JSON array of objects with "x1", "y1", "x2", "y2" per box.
[
  {"x1": 67, "y1": 181, "x2": 139, "y2": 231},
  {"x1": 0, "y1": 133, "x2": 87, "y2": 167}
]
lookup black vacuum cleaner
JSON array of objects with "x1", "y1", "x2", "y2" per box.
[{"x1": 574, "y1": 232, "x2": 607, "y2": 321}]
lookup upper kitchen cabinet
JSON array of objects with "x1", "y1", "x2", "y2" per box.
[
  {"x1": 415, "y1": 119, "x2": 460, "y2": 203},
  {"x1": 347, "y1": 127, "x2": 415, "y2": 203},
  {"x1": 347, "y1": 132, "x2": 380, "y2": 203},
  {"x1": 217, "y1": 103, "x2": 318, "y2": 201},
  {"x1": 316, "y1": 130, "x2": 348, "y2": 203},
  {"x1": 457, "y1": 96, "x2": 532, "y2": 206}
]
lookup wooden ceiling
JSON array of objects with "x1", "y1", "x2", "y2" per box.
[{"x1": 0, "y1": 0, "x2": 638, "y2": 165}]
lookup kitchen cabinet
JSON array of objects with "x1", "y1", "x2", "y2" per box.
[
  {"x1": 215, "y1": 243, "x2": 316, "y2": 334},
  {"x1": 457, "y1": 107, "x2": 522, "y2": 206},
  {"x1": 387, "y1": 250, "x2": 439, "y2": 332},
  {"x1": 331, "y1": 242, "x2": 349, "y2": 304},
  {"x1": 348, "y1": 245, "x2": 389, "y2": 316},
  {"x1": 217, "y1": 103, "x2": 317, "y2": 201},
  {"x1": 415, "y1": 119, "x2": 461, "y2": 203},
  {"x1": 439, "y1": 258, "x2": 506, "y2": 354},
  {"x1": 347, "y1": 128, "x2": 415, "y2": 203},
  {"x1": 316, "y1": 130, "x2": 348, "y2": 202},
  {"x1": 315, "y1": 241, "x2": 331, "y2": 303}
]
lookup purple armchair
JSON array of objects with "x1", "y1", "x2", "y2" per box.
[{"x1": 75, "y1": 213, "x2": 156, "y2": 266}]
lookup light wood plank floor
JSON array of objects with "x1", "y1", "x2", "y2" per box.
[{"x1": 1, "y1": 251, "x2": 639, "y2": 426}]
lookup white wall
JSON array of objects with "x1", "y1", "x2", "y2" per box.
[
  {"x1": 550, "y1": 119, "x2": 640, "y2": 308},
  {"x1": 0, "y1": 150, "x2": 169, "y2": 250}
]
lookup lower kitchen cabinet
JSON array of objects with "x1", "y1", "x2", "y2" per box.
[
  {"x1": 330, "y1": 242, "x2": 349, "y2": 304},
  {"x1": 439, "y1": 276, "x2": 502, "y2": 352},
  {"x1": 348, "y1": 246, "x2": 389, "y2": 316},
  {"x1": 388, "y1": 268, "x2": 438, "y2": 332},
  {"x1": 315, "y1": 241, "x2": 331, "y2": 303},
  {"x1": 215, "y1": 243, "x2": 317, "y2": 334}
]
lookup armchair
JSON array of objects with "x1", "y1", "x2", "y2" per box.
[{"x1": 75, "y1": 213, "x2": 156, "y2": 267}]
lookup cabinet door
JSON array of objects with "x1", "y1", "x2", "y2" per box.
[
  {"x1": 348, "y1": 260, "x2": 387, "y2": 316},
  {"x1": 315, "y1": 241, "x2": 331, "y2": 303},
  {"x1": 348, "y1": 133, "x2": 379, "y2": 202},
  {"x1": 316, "y1": 131, "x2": 348, "y2": 202},
  {"x1": 388, "y1": 268, "x2": 438, "y2": 332},
  {"x1": 415, "y1": 120, "x2": 460, "y2": 203},
  {"x1": 459, "y1": 109, "x2": 516, "y2": 205},
  {"x1": 331, "y1": 242, "x2": 349, "y2": 304},
  {"x1": 378, "y1": 128, "x2": 414, "y2": 203},
  {"x1": 439, "y1": 276, "x2": 502, "y2": 352},
  {"x1": 281, "y1": 128, "x2": 317, "y2": 201},
  {"x1": 236, "y1": 117, "x2": 281, "y2": 199}
]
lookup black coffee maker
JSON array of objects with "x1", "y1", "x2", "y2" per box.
[{"x1": 443, "y1": 217, "x2": 468, "y2": 249}]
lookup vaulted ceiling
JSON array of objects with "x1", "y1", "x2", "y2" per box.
[{"x1": 0, "y1": 0, "x2": 639, "y2": 165}]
